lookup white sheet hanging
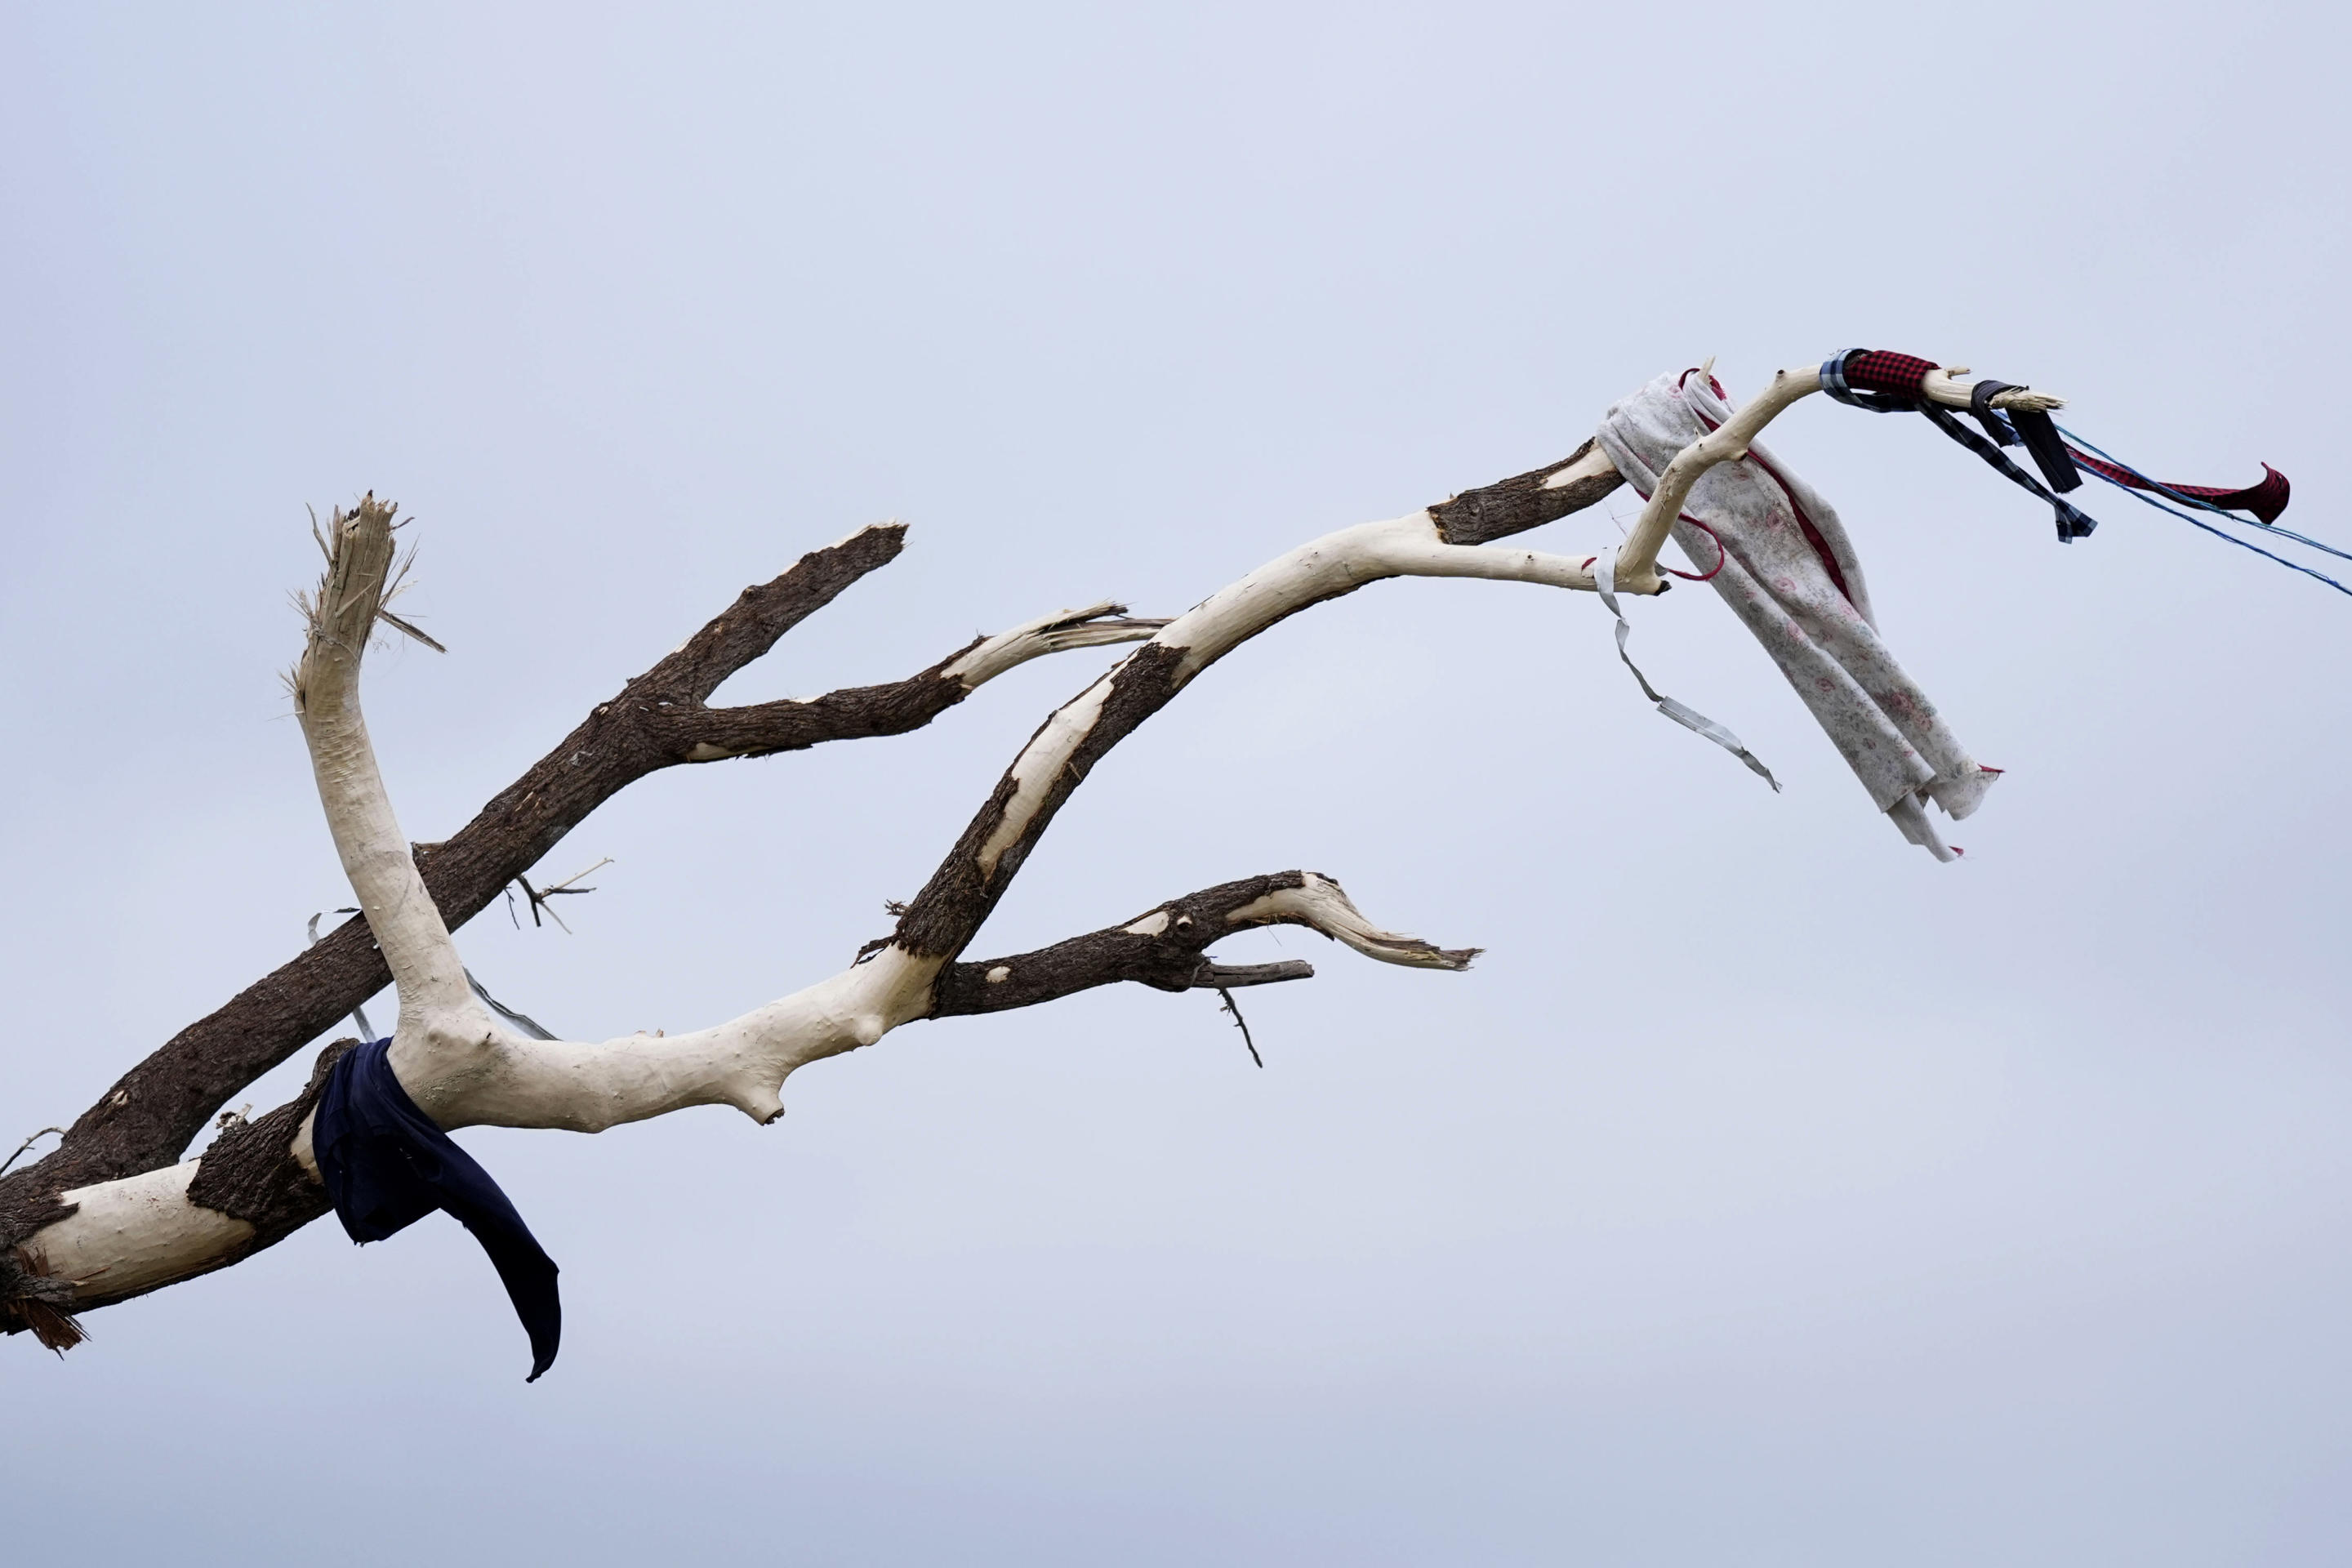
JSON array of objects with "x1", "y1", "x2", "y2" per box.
[{"x1": 1593, "y1": 369, "x2": 1998, "y2": 860}]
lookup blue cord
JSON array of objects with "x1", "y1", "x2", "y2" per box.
[{"x1": 2056, "y1": 425, "x2": 2352, "y2": 599}]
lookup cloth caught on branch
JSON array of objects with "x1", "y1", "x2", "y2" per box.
[
  {"x1": 1824, "y1": 349, "x2": 2097, "y2": 541},
  {"x1": 1823, "y1": 347, "x2": 2296, "y2": 543},
  {"x1": 1595, "y1": 369, "x2": 1998, "y2": 861},
  {"x1": 314, "y1": 1038, "x2": 562, "y2": 1381}
]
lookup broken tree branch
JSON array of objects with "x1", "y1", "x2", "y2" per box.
[
  {"x1": 1428, "y1": 437, "x2": 1624, "y2": 547},
  {"x1": 1, "y1": 1130, "x2": 65, "y2": 1179},
  {"x1": 512, "y1": 858, "x2": 612, "y2": 933},
  {"x1": 1218, "y1": 989, "x2": 1263, "y2": 1068}
]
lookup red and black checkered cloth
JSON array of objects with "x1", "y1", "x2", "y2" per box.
[
  {"x1": 2066, "y1": 450, "x2": 2291, "y2": 525},
  {"x1": 1839, "y1": 351, "x2": 1943, "y2": 400}
]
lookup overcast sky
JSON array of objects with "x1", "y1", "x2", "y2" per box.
[{"x1": 5, "y1": 3, "x2": 2349, "y2": 1562}]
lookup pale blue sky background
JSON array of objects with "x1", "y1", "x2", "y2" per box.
[{"x1": 4, "y1": 3, "x2": 2349, "y2": 1562}]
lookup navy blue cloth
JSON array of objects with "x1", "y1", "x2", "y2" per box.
[{"x1": 314, "y1": 1038, "x2": 562, "y2": 1381}]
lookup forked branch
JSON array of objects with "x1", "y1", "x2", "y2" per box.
[{"x1": 0, "y1": 520, "x2": 1165, "y2": 1250}]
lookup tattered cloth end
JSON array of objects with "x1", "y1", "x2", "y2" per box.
[
  {"x1": 1883, "y1": 764, "x2": 2001, "y2": 862},
  {"x1": 1926, "y1": 761, "x2": 2002, "y2": 823},
  {"x1": 1887, "y1": 794, "x2": 1962, "y2": 862}
]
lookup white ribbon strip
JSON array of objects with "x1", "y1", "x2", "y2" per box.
[
  {"x1": 1592, "y1": 551, "x2": 1780, "y2": 792},
  {"x1": 466, "y1": 969, "x2": 561, "y2": 1040}
]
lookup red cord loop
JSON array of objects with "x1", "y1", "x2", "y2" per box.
[{"x1": 1665, "y1": 515, "x2": 1728, "y2": 581}]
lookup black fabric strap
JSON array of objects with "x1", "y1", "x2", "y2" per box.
[
  {"x1": 1961, "y1": 377, "x2": 2078, "y2": 492},
  {"x1": 1922, "y1": 403, "x2": 2099, "y2": 542},
  {"x1": 2007, "y1": 405, "x2": 2083, "y2": 494},
  {"x1": 1967, "y1": 379, "x2": 2022, "y2": 447}
]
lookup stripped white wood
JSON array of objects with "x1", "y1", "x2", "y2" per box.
[{"x1": 40, "y1": 1163, "x2": 252, "y2": 1302}]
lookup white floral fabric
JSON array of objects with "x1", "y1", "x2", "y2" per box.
[{"x1": 1593, "y1": 369, "x2": 1998, "y2": 861}]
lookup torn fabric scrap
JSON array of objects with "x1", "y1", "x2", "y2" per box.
[{"x1": 1591, "y1": 550, "x2": 1779, "y2": 791}]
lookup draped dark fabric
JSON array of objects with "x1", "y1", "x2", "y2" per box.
[{"x1": 314, "y1": 1038, "x2": 562, "y2": 1381}]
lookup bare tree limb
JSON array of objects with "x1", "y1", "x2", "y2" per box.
[
  {"x1": 1218, "y1": 989, "x2": 1263, "y2": 1069},
  {"x1": 511, "y1": 858, "x2": 611, "y2": 932},
  {"x1": 886, "y1": 503, "x2": 1635, "y2": 967},
  {"x1": 246, "y1": 480, "x2": 1577, "y2": 1138},
  {"x1": 26, "y1": 871, "x2": 1465, "y2": 1318},
  {"x1": 1428, "y1": 437, "x2": 1624, "y2": 546},
  {"x1": 929, "y1": 871, "x2": 1477, "y2": 1018},
  {"x1": 0, "y1": 1130, "x2": 65, "y2": 1179},
  {"x1": 6, "y1": 443, "x2": 1615, "y2": 1336},
  {"x1": 645, "y1": 601, "x2": 1169, "y2": 764},
  {"x1": 0, "y1": 521, "x2": 1157, "y2": 1250},
  {"x1": 294, "y1": 496, "x2": 477, "y2": 1027}
]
